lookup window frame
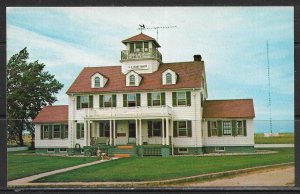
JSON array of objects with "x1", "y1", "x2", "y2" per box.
[
  {"x1": 59, "y1": 148, "x2": 67, "y2": 152},
  {"x1": 94, "y1": 77, "x2": 101, "y2": 88},
  {"x1": 223, "y1": 121, "x2": 232, "y2": 136},
  {"x1": 47, "y1": 148, "x2": 55, "y2": 153},
  {"x1": 103, "y1": 94, "x2": 113, "y2": 108},
  {"x1": 236, "y1": 120, "x2": 244, "y2": 136},
  {"x1": 43, "y1": 125, "x2": 49, "y2": 139},
  {"x1": 152, "y1": 120, "x2": 162, "y2": 137},
  {"x1": 215, "y1": 146, "x2": 225, "y2": 152},
  {"x1": 177, "y1": 121, "x2": 188, "y2": 137},
  {"x1": 166, "y1": 73, "x2": 172, "y2": 84},
  {"x1": 177, "y1": 92, "x2": 187, "y2": 106},
  {"x1": 129, "y1": 75, "x2": 136, "y2": 86},
  {"x1": 99, "y1": 121, "x2": 110, "y2": 137},
  {"x1": 151, "y1": 92, "x2": 161, "y2": 106},
  {"x1": 127, "y1": 93, "x2": 137, "y2": 107},
  {"x1": 144, "y1": 42, "x2": 149, "y2": 51},
  {"x1": 135, "y1": 42, "x2": 143, "y2": 52},
  {"x1": 210, "y1": 121, "x2": 218, "y2": 137},
  {"x1": 64, "y1": 124, "x2": 68, "y2": 139},
  {"x1": 178, "y1": 148, "x2": 188, "y2": 153},
  {"x1": 80, "y1": 96, "x2": 89, "y2": 108},
  {"x1": 53, "y1": 125, "x2": 61, "y2": 139}
]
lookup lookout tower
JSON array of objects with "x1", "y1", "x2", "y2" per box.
[{"x1": 120, "y1": 33, "x2": 162, "y2": 74}]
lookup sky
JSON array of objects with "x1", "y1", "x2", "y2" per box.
[{"x1": 6, "y1": 7, "x2": 294, "y2": 132}]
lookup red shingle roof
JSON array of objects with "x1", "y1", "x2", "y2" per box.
[
  {"x1": 66, "y1": 61, "x2": 203, "y2": 94},
  {"x1": 122, "y1": 33, "x2": 160, "y2": 47},
  {"x1": 33, "y1": 105, "x2": 68, "y2": 123},
  {"x1": 203, "y1": 99, "x2": 255, "y2": 118}
]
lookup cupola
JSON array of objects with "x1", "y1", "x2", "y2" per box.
[{"x1": 120, "y1": 33, "x2": 162, "y2": 74}]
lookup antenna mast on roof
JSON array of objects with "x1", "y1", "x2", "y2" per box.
[
  {"x1": 266, "y1": 40, "x2": 273, "y2": 134},
  {"x1": 137, "y1": 25, "x2": 177, "y2": 41}
]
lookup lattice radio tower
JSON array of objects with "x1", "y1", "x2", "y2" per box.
[{"x1": 266, "y1": 40, "x2": 273, "y2": 134}]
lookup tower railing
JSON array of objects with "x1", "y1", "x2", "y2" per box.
[{"x1": 121, "y1": 48, "x2": 162, "y2": 61}]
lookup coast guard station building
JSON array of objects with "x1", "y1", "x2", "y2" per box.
[{"x1": 33, "y1": 33, "x2": 255, "y2": 157}]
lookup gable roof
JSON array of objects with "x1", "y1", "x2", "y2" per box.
[
  {"x1": 33, "y1": 105, "x2": 68, "y2": 123},
  {"x1": 66, "y1": 61, "x2": 203, "y2": 94},
  {"x1": 203, "y1": 99, "x2": 255, "y2": 118},
  {"x1": 122, "y1": 33, "x2": 160, "y2": 47}
]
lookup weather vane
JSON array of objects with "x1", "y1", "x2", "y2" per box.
[{"x1": 138, "y1": 24, "x2": 145, "y2": 33}]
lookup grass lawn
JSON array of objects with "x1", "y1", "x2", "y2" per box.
[
  {"x1": 8, "y1": 151, "x2": 96, "y2": 181},
  {"x1": 254, "y1": 133, "x2": 294, "y2": 144},
  {"x1": 36, "y1": 148, "x2": 294, "y2": 182}
]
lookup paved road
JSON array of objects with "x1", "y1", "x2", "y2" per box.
[{"x1": 254, "y1": 144, "x2": 294, "y2": 148}]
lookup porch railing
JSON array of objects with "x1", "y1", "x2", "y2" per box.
[{"x1": 85, "y1": 106, "x2": 172, "y2": 119}]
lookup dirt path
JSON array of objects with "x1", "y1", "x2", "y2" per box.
[{"x1": 179, "y1": 165, "x2": 294, "y2": 187}]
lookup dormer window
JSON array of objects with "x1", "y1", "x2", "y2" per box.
[
  {"x1": 129, "y1": 75, "x2": 135, "y2": 86},
  {"x1": 166, "y1": 73, "x2": 172, "y2": 84},
  {"x1": 94, "y1": 77, "x2": 100, "y2": 88},
  {"x1": 162, "y1": 69, "x2": 177, "y2": 85},
  {"x1": 91, "y1": 73, "x2": 108, "y2": 88}
]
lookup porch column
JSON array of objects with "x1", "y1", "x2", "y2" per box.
[
  {"x1": 135, "y1": 119, "x2": 138, "y2": 146},
  {"x1": 166, "y1": 117, "x2": 169, "y2": 145},
  {"x1": 162, "y1": 118, "x2": 165, "y2": 145},
  {"x1": 139, "y1": 119, "x2": 142, "y2": 145},
  {"x1": 171, "y1": 117, "x2": 174, "y2": 155},
  {"x1": 113, "y1": 119, "x2": 116, "y2": 146},
  {"x1": 109, "y1": 120, "x2": 112, "y2": 146},
  {"x1": 87, "y1": 120, "x2": 90, "y2": 146}
]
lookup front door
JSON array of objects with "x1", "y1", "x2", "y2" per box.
[{"x1": 128, "y1": 121, "x2": 136, "y2": 144}]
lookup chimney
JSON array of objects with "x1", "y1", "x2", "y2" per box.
[{"x1": 193, "y1": 54, "x2": 202, "y2": 61}]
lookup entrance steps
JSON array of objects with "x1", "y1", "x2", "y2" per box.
[{"x1": 111, "y1": 145, "x2": 137, "y2": 158}]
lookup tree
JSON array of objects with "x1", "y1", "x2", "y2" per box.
[{"x1": 7, "y1": 48, "x2": 63, "y2": 146}]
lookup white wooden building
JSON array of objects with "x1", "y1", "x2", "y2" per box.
[{"x1": 33, "y1": 33, "x2": 255, "y2": 157}]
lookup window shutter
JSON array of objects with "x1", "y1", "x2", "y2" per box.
[
  {"x1": 65, "y1": 125, "x2": 68, "y2": 138},
  {"x1": 60, "y1": 124, "x2": 65, "y2": 139},
  {"x1": 217, "y1": 120, "x2": 222, "y2": 137},
  {"x1": 49, "y1": 125, "x2": 53, "y2": 139},
  {"x1": 186, "y1": 91, "x2": 191, "y2": 106},
  {"x1": 89, "y1": 95, "x2": 93, "y2": 108},
  {"x1": 40, "y1": 125, "x2": 44, "y2": 139},
  {"x1": 99, "y1": 95, "x2": 103, "y2": 108},
  {"x1": 136, "y1": 93, "x2": 141, "y2": 106},
  {"x1": 76, "y1": 123, "x2": 80, "y2": 139},
  {"x1": 207, "y1": 121, "x2": 211, "y2": 137},
  {"x1": 172, "y1": 92, "x2": 177, "y2": 106},
  {"x1": 187, "y1": 121, "x2": 192, "y2": 137},
  {"x1": 112, "y1": 94, "x2": 117, "y2": 107},
  {"x1": 161, "y1": 92, "x2": 165, "y2": 106},
  {"x1": 147, "y1": 93, "x2": 152, "y2": 106},
  {"x1": 76, "y1": 96, "x2": 81, "y2": 109},
  {"x1": 147, "y1": 121, "x2": 152, "y2": 137},
  {"x1": 232, "y1": 120, "x2": 237, "y2": 136},
  {"x1": 243, "y1": 120, "x2": 247, "y2": 136},
  {"x1": 123, "y1": 94, "x2": 127, "y2": 107},
  {"x1": 173, "y1": 121, "x2": 178, "y2": 137}
]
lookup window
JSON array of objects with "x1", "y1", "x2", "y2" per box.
[
  {"x1": 127, "y1": 93, "x2": 136, "y2": 107},
  {"x1": 215, "y1": 146, "x2": 225, "y2": 152},
  {"x1": 152, "y1": 93, "x2": 161, "y2": 106},
  {"x1": 80, "y1": 96, "x2": 89, "y2": 108},
  {"x1": 53, "y1": 125, "x2": 60, "y2": 138},
  {"x1": 94, "y1": 77, "x2": 100, "y2": 88},
  {"x1": 99, "y1": 121, "x2": 110, "y2": 137},
  {"x1": 135, "y1": 42, "x2": 142, "y2": 52},
  {"x1": 104, "y1": 95, "x2": 112, "y2": 107},
  {"x1": 64, "y1": 125, "x2": 68, "y2": 138},
  {"x1": 223, "y1": 121, "x2": 232, "y2": 135},
  {"x1": 59, "y1": 148, "x2": 67, "y2": 152},
  {"x1": 210, "y1": 121, "x2": 218, "y2": 136},
  {"x1": 166, "y1": 73, "x2": 172, "y2": 84},
  {"x1": 144, "y1": 42, "x2": 149, "y2": 51},
  {"x1": 236, "y1": 121, "x2": 244, "y2": 136},
  {"x1": 178, "y1": 148, "x2": 188, "y2": 153},
  {"x1": 129, "y1": 75, "x2": 135, "y2": 86},
  {"x1": 152, "y1": 121, "x2": 162, "y2": 137},
  {"x1": 178, "y1": 121, "x2": 188, "y2": 137},
  {"x1": 43, "y1": 125, "x2": 49, "y2": 139},
  {"x1": 130, "y1": 43, "x2": 134, "y2": 53},
  {"x1": 47, "y1": 148, "x2": 55, "y2": 152},
  {"x1": 76, "y1": 123, "x2": 84, "y2": 139},
  {"x1": 177, "y1": 92, "x2": 186, "y2": 106}
]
